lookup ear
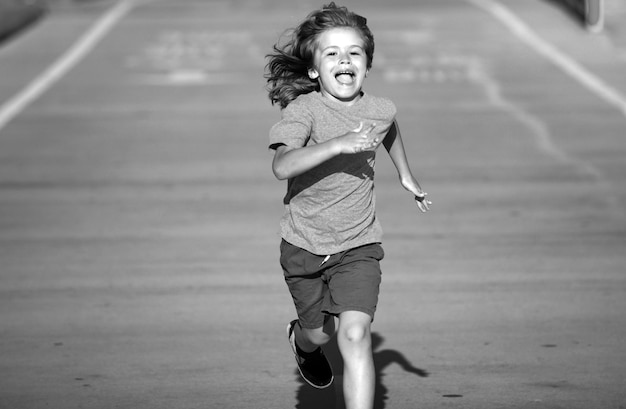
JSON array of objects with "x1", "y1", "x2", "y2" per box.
[{"x1": 308, "y1": 68, "x2": 319, "y2": 80}]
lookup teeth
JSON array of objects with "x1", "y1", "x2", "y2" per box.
[
  {"x1": 335, "y1": 72, "x2": 354, "y2": 79},
  {"x1": 335, "y1": 71, "x2": 355, "y2": 84}
]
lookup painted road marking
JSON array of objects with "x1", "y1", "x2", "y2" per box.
[
  {"x1": 467, "y1": 57, "x2": 578, "y2": 166},
  {"x1": 468, "y1": 0, "x2": 626, "y2": 116},
  {"x1": 0, "y1": 0, "x2": 137, "y2": 131},
  {"x1": 381, "y1": 54, "x2": 473, "y2": 84},
  {"x1": 463, "y1": 5, "x2": 623, "y2": 216},
  {"x1": 127, "y1": 30, "x2": 264, "y2": 86}
]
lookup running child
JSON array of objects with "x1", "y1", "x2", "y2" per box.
[{"x1": 265, "y1": 3, "x2": 431, "y2": 409}]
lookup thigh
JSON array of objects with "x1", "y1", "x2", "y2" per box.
[
  {"x1": 280, "y1": 240, "x2": 328, "y2": 329},
  {"x1": 324, "y1": 243, "x2": 384, "y2": 320}
]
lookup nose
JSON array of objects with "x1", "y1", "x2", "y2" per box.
[{"x1": 340, "y1": 53, "x2": 352, "y2": 64}]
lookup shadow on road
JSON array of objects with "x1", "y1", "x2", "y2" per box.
[{"x1": 293, "y1": 332, "x2": 428, "y2": 409}]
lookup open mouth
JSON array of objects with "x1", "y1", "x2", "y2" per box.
[{"x1": 335, "y1": 70, "x2": 356, "y2": 85}]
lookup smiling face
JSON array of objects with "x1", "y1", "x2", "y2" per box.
[{"x1": 308, "y1": 27, "x2": 369, "y2": 106}]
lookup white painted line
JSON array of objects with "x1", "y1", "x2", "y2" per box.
[
  {"x1": 0, "y1": 0, "x2": 136, "y2": 131},
  {"x1": 136, "y1": 71, "x2": 241, "y2": 86},
  {"x1": 467, "y1": 0, "x2": 626, "y2": 116},
  {"x1": 468, "y1": 58, "x2": 587, "y2": 168}
]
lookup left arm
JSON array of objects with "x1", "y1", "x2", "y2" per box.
[{"x1": 383, "y1": 120, "x2": 431, "y2": 212}]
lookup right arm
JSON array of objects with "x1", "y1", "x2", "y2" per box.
[{"x1": 272, "y1": 123, "x2": 378, "y2": 180}]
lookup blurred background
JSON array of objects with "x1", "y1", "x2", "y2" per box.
[{"x1": 1, "y1": 1, "x2": 625, "y2": 408}]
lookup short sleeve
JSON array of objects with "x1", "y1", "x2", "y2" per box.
[
  {"x1": 269, "y1": 99, "x2": 313, "y2": 150},
  {"x1": 376, "y1": 97, "x2": 397, "y2": 121}
]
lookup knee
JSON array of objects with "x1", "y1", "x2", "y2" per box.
[{"x1": 339, "y1": 322, "x2": 371, "y2": 346}]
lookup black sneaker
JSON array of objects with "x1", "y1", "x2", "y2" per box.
[{"x1": 287, "y1": 320, "x2": 334, "y2": 389}]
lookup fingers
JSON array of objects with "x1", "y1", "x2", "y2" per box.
[
  {"x1": 354, "y1": 138, "x2": 379, "y2": 152},
  {"x1": 415, "y1": 193, "x2": 432, "y2": 212},
  {"x1": 363, "y1": 123, "x2": 376, "y2": 135},
  {"x1": 352, "y1": 122, "x2": 379, "y2": 153},
  {"x1": 354, "y1": 142, "x2": 378, "y2": 153},
  {"x1": 353, "y1": 122, "x2": 376, "y2": 136},
  {"x1": 416, "y1": 200, "x2": 429, "y2": 212}
]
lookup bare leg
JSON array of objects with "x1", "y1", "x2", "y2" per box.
[
  {"x1": 337, "y1": 311, "x2": 374, "y2": 409},
  {"x1": 295, "y1": 315, "x2": 336, "y2": 352}
]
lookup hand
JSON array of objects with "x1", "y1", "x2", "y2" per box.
[
  {"x1": 400, "y1": 177, "x2": 431, "y2": 213},
  {"x1": 414, "y1": 192, "x2": 432, "y2": 213},
  {"x1": 335, "y1": 122, "x2": 381, "y2": 154}
]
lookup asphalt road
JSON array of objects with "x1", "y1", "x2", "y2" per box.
[{"x1": 1, "y1": 1, "x2": 625, "y2": 408}]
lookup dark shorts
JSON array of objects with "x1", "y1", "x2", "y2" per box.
[{"x1": 280, "y1": 240, "x2": 384, "y2": 329}]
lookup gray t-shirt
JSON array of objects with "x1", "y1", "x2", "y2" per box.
[{"x1": 269, "y1": 91, "x2": 397, "y2": 255}]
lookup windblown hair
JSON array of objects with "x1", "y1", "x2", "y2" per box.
[{"x1": 265, "y1": 2, "x2": 375, "y2": 109}]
